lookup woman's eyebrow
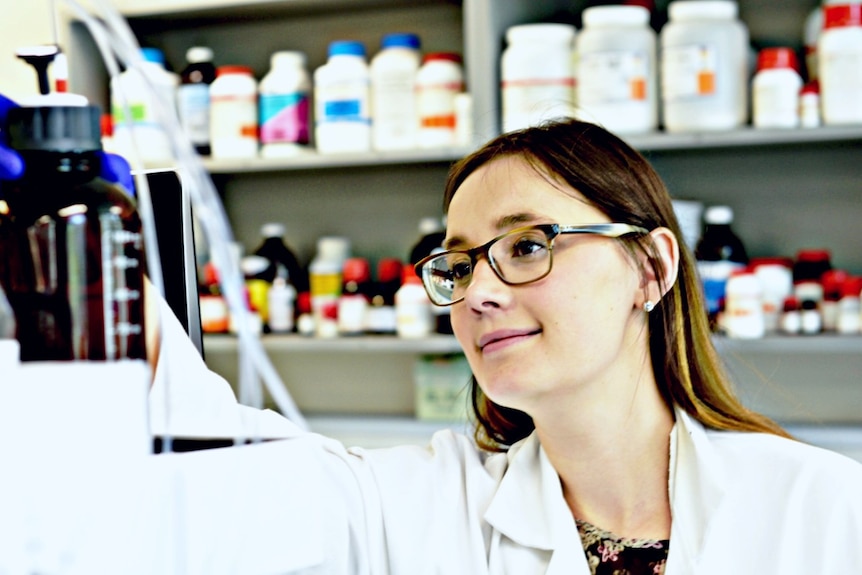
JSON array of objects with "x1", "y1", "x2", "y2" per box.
[{"x1": 443, "y1": 212, "x2": 543, "y2": 250}]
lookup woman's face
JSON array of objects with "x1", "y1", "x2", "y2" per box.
[{"x1": 446, "y1": 155, "x2": 649, "y2": 418}]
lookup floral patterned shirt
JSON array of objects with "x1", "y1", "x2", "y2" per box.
[{"x1": 576, "y1": 519, "x2": 669, "y2": 575}]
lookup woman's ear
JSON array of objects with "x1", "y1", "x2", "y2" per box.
[{"x1": 637, "y1": 227, "x2": 680, "y2": 308}]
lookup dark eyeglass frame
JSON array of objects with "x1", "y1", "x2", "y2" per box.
[{"x1": 414, "y1": 222, "x2": 649, "y2": 306}]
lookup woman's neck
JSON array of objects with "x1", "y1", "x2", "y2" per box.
[{"x1": 534, "y1": 379, "x2": 675, "y2": 540}]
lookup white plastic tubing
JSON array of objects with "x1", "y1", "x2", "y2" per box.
[{"x1": 61, "y1": 0, "x2": 309, "y2": 440}]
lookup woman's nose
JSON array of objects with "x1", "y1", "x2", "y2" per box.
[{"x1": 462, "y1": 258, "x2": 511, "y2": 310}]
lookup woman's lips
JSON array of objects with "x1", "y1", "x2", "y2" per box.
[{"x1": 478, "y1": 329, "x2": 540, "y2": 353}]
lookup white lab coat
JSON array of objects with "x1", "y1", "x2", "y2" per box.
[{"x1": 153, "y1": 300, "x2": 862, "y2": 574}]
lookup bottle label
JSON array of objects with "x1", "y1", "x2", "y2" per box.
[
  {"x1": 662, "y1": 44, "x2": 717, "y2": 101},
  {"x1": 578, "y1": 50, "x2": 648, "y2": 104},
  {"x1": 501, "y1": 77, "x2": 575, "y2": 132},
  {"x1": 210, "y1": 94, "x2": 258, "y2": 141},
  {"x1": 697, "y1": 260, "x2": 745, "y2": 314},
  {"x1": 317, "y1": 81, "x2": 370, "y2": 125},
  {"x1": 177, "y1": 84, "x2": 211, "y2": 146},
  {"x1": 260, "y1": 92, "x2": 310, "y2": 144}
]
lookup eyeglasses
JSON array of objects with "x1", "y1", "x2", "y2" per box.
[{"x1": 414, "y1": 223, "x2": 648, "y2": 306}]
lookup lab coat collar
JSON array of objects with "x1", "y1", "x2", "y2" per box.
[
  {"x1": 666, "y1": 405, "x2": 728, "y2": 570},
  {"x1": 483, "y1": 432, "x2": 577, "y2": 550},
  {"x1": 482, "y1": 405, "x2": 728, "y2": 571}
]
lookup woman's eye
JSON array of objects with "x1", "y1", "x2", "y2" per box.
[
  {"x1": 451, "y1": 260, "x2": 472, "y2": 281},
  {"x1": 510, "y1": 237, "x2": 547, "y2": 258}
]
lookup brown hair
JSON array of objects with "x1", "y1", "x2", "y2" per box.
[{"x1": 444, "y1": 119, "x2": 790, "y2": 452}]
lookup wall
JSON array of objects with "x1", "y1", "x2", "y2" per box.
[{"x1": 0, "y1": 2, "x2": 57, "y2": 101}]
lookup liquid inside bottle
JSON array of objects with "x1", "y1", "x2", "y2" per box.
[{"x1": 0, "y1": 106, "x2": 147, "y2": 361}]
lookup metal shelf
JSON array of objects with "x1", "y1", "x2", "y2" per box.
[
  {"x1": 200, "y1": 146, "x2": 472, "y2": 174},
  {"x1": 204, "y1": 333, "x2": 862, "y2": 355},
  {"x1": 623, "y1": 125, "x2": 862, "y2": 152},
  {"x1": 203, "y1": 333, "x2": 464, "y2": 354},
  {"x1": 195, "y1": 126, "x2": 862, "y2": 174}
]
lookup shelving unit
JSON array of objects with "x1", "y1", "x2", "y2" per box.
[{"x1": 63, "y1": 0, "x2": 862, "y2": 436}]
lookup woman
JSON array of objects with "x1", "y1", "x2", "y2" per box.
[
  {"x1": 407, "y1": 118, "x2": 862, "y2": 573},
  {"x1": 107, "y1": 118, "x2": 862, "y2": 572}
]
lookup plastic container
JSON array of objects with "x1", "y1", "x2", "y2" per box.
[
  {"x1": 750, "y1": 257, "x2": 793, "y2": 333},
  {"x1": 177, "y1": 46, "x2": 216, "y2": 155},
  {"x1": 820, "y1": 268, "x2": 849, "y2": 331},
  {"x1": 501, "y1": 23, "x2": 577, "y2": 133},
  {"x1": 370, "y1": 33, "x2": 421, "y2": 151},
  {"x1": 309, "y1": 236, "x2": 351, "y2": 338},
  {"x1": 660, "y1": 1, "x2": 749, "y2": 132},
  {"x1": 259, "y1": 51, "x2": 311, "y2": 157},
  {"x1": 837, "y1": 276, "x2": 862, "y2": 334},
  {"x1": 337, "y1": 257, "x2": 372, "y2": 336},
  {"x1": 793, "y1": 248, "x2": 832, "y2": 304},
  {"x1": 314, "y1": 40, "x2": 371, "y2": 154},
  {"x1": 241, "y1": 255, "x2": 271, "y2": 322},
  {"x1": 799, "y1": 80, "x2": 822, "y2": 128},
  {"x1": 366, "y1": 258, "x2": 402, "y2": 335},
  {"x1": 396, "y1": 266, "x2": 433, "y2": 338},
  {"x1": 0, "y1": 104, "x2": 147, "y2": 360},
  {"x1": 416, "y1": 52, "x2": 464, "y2": 148},
  {"x1": 752, "y1": 47, "x2": 802, "y2": 129},
  {"x1": 695, "y1": 205, "x2": 748, "y2": 327},
  {"x1": 210, "y1": 65, "x2": 258, "y2": 159},
  {"x1": 575, "y1": 5, "x2": 657, "y2": 134},
  {"x1": 267, "y1": 265, "x2": 297, "y2": 334},
  {"x1": 818, "y1": 3, "x2": 862, "y2": 125},
  {"x1": 111, "y1": 47, "x2": 178, "y2": 167},
  {"x1": 724, "y1": 270, "x2": 765, "y2": 339}
]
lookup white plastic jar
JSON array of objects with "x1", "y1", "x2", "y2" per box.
[
  {"x1": 660, "y1": 0, "x2": 749, "y2": 132},
  {"x1": 111, "y1": 47, "x2": 178, "y2": 167},
  {"x1": 501, "y1": 23, "x2": 576, "y2": 133},
  {"x1": 416, "y1": 52, "x2": 465, "y2": 148},
  {"x1": 210, "y1": 65, "x2": 258, "y2": 159},
  {"x1": 818, "y1": 3, "x2": 862, "y2": 125},
  {"x1": 370, "y1": 33, "x2": 421, "y2": 151},
  {"x1": 752, "y1": 47, "x2": 802, "y2": 129},
  {"x1": 724, "y1": 271, "x2": 765, "y2": 339},
  {"x1": 576, "y1": 5, "x2": 657, "y2": 134},
  {"x1": 314, "y1": 40, "x2": 371, "y2": 154},
  {"x1": 259, "y1": 51, "x2": 311, "y2": 157}
]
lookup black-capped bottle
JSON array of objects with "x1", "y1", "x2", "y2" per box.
[
  {"x1": 252, "y1": 222, "x2": 307, "y2": 294},
  {"x1": 408, "y1": 216, "x2": 452, "y2": 334},
  {"x1": 409, "y1": 216, "x2": 445, "y2": 266},
  {"x1": 178, "y1": 46, "x2": 217, "y2": 155},
  {"x1": 0, "y1": 104, "x2": 147, "y2": 361},
  {"x1": 695, "y1": 205, "x2": 748, "y2": 329}
]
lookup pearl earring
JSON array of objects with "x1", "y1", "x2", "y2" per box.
[{"x1": 644, "y1": 301, "x2": 655, "y2": 313}]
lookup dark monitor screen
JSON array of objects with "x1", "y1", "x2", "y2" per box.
[{"x1": 140, "y1": 169, "x2": 203, "y2": 357}]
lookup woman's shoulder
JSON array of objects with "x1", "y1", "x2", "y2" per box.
[{"x1": 705, "y1": 426, "x2": 862, "y2": 491}]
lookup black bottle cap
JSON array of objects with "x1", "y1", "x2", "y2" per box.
[{"x1": 5, "y1": 105, "x2": 102, "y2": 152}]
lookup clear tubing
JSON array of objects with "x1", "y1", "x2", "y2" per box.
[{"x1": 61, "y1": 0, "x2": 309, "y2": 440}]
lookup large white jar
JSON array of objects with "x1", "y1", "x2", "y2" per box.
[
  {"x1": 501, "y1": 23, "x2": 576, "y2": 133},
  {"x1": 576, "y1": 5, "x2": 657, "y2": 134},
  {"x1": 370, "y1": 32, "x2": 421, "y2": 151},
  {"x1": 818, "y1": 3, "x2": 862, "y2": 125},
  {"x1": 209, "y1": 65, "x2": 258, "y2": 159},
  {"x1": 660, "y1": 0, "x2": 749, "y2": 132},
  {"x1": 314, "y1": 40, "x2": 371, "y2": 154}
]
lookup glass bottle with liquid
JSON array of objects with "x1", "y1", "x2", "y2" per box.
[{"x1": 0, "y1": 104, "x2": 147, "y2": 361}]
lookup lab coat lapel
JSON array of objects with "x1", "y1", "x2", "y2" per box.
[
  {"x1": 666, "y1": 406, "x2": 728, "y2": 573},
  {"x1": 483, "y1": 433, "x2": 591, "y2": 574}
]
